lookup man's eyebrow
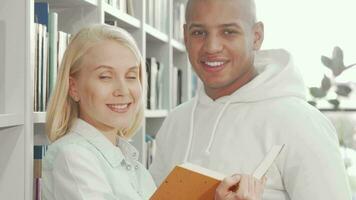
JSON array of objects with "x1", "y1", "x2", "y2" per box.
[
  {"x1": 188, "y1": 23, "x2": 205, "y2": 30},
  {"x1": 219, "y1": 23, "x2": 242, "y2": 29},
  {"x1": 188, "y1": 23, "x2": 242, "y2": 30}
]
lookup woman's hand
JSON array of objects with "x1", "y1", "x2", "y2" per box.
[{"x1": 215, "y1": 174, "x2": 266, "y2": 200}]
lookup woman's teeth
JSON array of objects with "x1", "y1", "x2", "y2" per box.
[{"x1": 107, "y1": 104, "x2": 129, "y2": 112}]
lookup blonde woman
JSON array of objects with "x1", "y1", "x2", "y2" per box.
[{"x1": 42, "y1": 24, "x2": 265, "y2": 200}]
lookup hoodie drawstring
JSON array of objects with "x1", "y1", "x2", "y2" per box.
[
  {"x1": 183, "y1": 96, "x2": 199, "y2": 162},
  {"x1": 205, "y1": 100, "x2": 231, "y2": 155},
  {"x1": 183, "y1": 95, "x2": 231, "y2": 162}
]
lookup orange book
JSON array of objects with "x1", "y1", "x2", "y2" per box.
[{"x1": 150, "y1": 163, "x2": 224, "y2": 200}]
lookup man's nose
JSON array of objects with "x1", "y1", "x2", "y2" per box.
[{"x1": 203, "y1": 35, "x2": 223, "y2": 54}]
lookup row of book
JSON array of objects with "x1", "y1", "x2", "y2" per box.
[
  {"x1": 172, "y1": 66, "x2": 183, "y2": 107},
  {"x1": 173, "y1": 2, "x2": 186, "y2": 42},
  {"x1": 34, "y1": 3, "x2": 71, "y2": 112},
  {"x1": 33, "y1": 145, "x2": 48, "y2": 200},
  {"x1": 146, "y1": 57, "x2": 183, "y2": 110},
  {"x1": 105, "y1": 0, "x2": 135, "y2": 16},
  {"x1": 146, "y1": 0, "x2": 168, "y2": 33},
  {"x1": 146, "y1": 57, "x2": 164, "y2": 110}
]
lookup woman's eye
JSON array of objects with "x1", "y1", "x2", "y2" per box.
[
  {"x1": 99, "y1": 75, "x2": 112, "y2": 79},
  {"x1": 126, "y1": 73, "x2": 138, "y2": 79}
]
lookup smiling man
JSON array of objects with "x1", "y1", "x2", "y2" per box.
[{"x1": 149, "y1": 0, "x2": 351, "y2": 199}]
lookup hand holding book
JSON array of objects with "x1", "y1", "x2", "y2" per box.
[
  {"x1": 215, "y1": 174, "x2": 267, "y2": 200},
  {"x1": 150, "y1": 144, "x2": 285, "y2": 200}
]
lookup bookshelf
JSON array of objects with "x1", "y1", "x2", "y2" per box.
[{"x1": 0, "y1": 0, "x2": 194, "y2": 199}]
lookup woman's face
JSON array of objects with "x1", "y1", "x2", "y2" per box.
[{"x1": 69, "y1": 40, "x2": 142, "y2": 135}]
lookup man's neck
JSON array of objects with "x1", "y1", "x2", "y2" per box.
[{"x1": 206, "y1": 67, "x2": 258, "y2": 100}]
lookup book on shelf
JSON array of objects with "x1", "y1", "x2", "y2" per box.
[
  {"x1": 127, "y1": 0, "x2": 134, "y2": 16},
  {"x1": 41, "y1": 25, "x2": 48, "y2": 112},
  {"x1": 33, "y1": 145, "x2": 48, "y2": 200},
  {"x1": 150, "y1": 144, "x2": 285, "y2": 200},
  {"x1": 146, "y1": 0, "x2": 154, "y2": 26},
  {"x1": 57, "y1": 31, "x2": 70, "y2": 69},
  {"x1": 115, "y1": 0, "x2": 127, "y2": 14},
  {"x1": 145, "y1": 134, "x2": 156, "y2": 169},
  {"x1": 48, "y1": 11, "x2": 58, "y2": 100},
  {"x1": 33, "y1": 3, "x2": 71, "y2": 112},
  {"x1": 173, "y1": 2, "x2": 185, "y2": 42},
  {"x1": 146, "y1": 57, "x2": 163, "y2": 110},
  {"x1": 172, "y1": 66, "x2": 183, "y2": 107},
  {"x1": 34, "y1": 23, "x2": 47, "y2": 112},
  {"x1": 34, "y1": 2, "x2": 49, "y2": 27},
  {"x1": 145, "y1": 0, "x2": 167, "y2": 32},
  {"x1": 0, "y1": 20, "x2": 4, "y2": 111}
]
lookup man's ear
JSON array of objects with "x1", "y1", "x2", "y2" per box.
[
  {"x1": 253, "y1": 21, "x2": 264, "y2": 50},
  {"x1": 69, "y1": 76, "x2": 80, "y2": 102}
]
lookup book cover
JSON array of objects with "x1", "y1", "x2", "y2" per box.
[
  {"x1": 150, "y1": 163, "x2": 224, "y2": 200},
  {"x1": 34, "y1": 2, "x2": 49, "y2": 26}
]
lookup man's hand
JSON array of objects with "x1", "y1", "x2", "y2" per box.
[{"x1": 215, "y1": 174, "x2": 266, "y2": 200}]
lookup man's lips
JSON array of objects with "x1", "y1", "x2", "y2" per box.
[{"x1": 200, "y1": 60, "x2": 229, "y2": 72}]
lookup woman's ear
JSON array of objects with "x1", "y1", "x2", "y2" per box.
[
  {"x1": 253, "y1": 21, "x2": 264, "y2": 50},
  {"x1": 69, "y1": 76, "x2": 80, "y2": 102}
]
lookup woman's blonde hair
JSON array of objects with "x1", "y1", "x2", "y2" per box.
[{"x1": 46, "y1": 24, "x2": 144, "y2": 142}]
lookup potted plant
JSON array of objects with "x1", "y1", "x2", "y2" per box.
[{"x1": 308, "y1": 46, "x2": 356, "y2": 109}]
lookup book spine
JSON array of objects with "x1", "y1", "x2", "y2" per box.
[
  {"x1": 48, "y1": 12, "x2": 58, "y2": 99},
  {"x1": 0, "y1": 20, "x2": 5, "y2": 113}
]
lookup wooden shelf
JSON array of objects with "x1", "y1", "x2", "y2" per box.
[
  {"x1": 39, "y1": 0, "x2": 98, "y2": 8},
  {"x1": 144, "y1": 24, "x2": 169, "y2": 43},
  {"x1": 0, "y1": 113, "x2": 24, "y2": 128},
  {"x1": 145, "y1": 109, "x2": 168, "y2": 118},
  {"x1": 103, "y1": 2, "x2": 140, "y2": 29},
  {"x1": 172, "y1": 39, "x2": 186, "y2": 53}
]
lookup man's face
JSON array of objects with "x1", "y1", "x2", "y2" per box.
[{"x1": 184, "y1": 0, "x2": 263, "y2": 99}]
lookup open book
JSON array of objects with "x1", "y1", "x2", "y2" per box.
[{"x1": 150, "y1": 144, "x2": 285, "y2": 200}]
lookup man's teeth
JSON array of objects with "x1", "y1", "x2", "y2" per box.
[
  {"x1": 108, "y1": 104, "x2": 129, "y2": 110},
  {"x1": 204, "y1": 61, "x2": 224, "y2": 67}
]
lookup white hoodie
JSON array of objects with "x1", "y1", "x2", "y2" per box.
[{"x1": 149, "y1": 49, "x2": 351, "y2": 200}]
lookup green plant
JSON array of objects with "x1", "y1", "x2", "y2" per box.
[{"x1": 308, "y1": 46, "x2": 356, "y2": 109}]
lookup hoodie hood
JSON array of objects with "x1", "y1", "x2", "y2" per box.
[
  {"x1": 184, "y1": 49, "x2": 308, "y2": 161},
  {"x1": 198, "y1": 49, "x2": 307, "y2": 104}
]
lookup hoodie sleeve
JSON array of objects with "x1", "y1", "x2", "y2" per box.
[{"x1": 277, "y1": 109, "x2": 352, "y2": 200}]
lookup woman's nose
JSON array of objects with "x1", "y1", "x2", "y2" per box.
[{"x1": 113, "y1": 79, "x2": 129, "y2": 97}]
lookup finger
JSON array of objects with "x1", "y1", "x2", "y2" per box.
[
  {"x1": 261, "y1": 176, "x2": 267, "y2": 186},
  {"x1": 235, "y1": 174, "x2": 249, "y2": 197},
  {"x1": 248, "y1": 175, "x2": 254, "y2": 195},
  {"x1": 254, "y1": 176, "x2": 266, "y2": 198},
  {"x1": 218, "y1": 174, "x2": 241, "y2": 192}
]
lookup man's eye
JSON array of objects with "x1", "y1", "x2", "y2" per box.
[
  {"x1": 224, "y1": 30, "x2": 237, "y2": 35},
  {"x1": 191, "y1": 30, "x2": 206, "y2": 36}
]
